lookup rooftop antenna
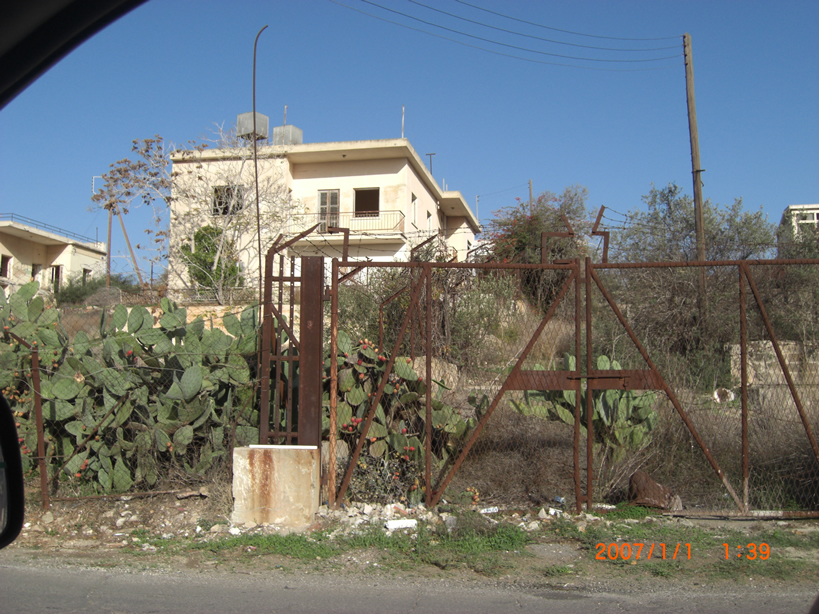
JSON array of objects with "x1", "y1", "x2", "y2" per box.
[
  {"x1": 283, "y1": 104, "x2": 287, "y2": 127},
  {"x1": 425, "y1": 152, "x2": 435, "y2": 175},
  {"x1": 401, "y1": 105, "x2": 405, "y2": 138}
]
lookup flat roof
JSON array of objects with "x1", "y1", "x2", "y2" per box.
[
  {"x1": 0, "y1": 218, "x2": 106, "y2": 254},
  {"x1": 171, "y1": 138, "x2": 480, "y2": 232}
]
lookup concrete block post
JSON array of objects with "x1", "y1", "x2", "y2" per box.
[{"x1": 232, "y1": 445, "x2": 319, "y2": 530}]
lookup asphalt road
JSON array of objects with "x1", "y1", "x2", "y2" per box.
[{"x1": 0, "y1": 561, "x2": 817, "y2": 614}]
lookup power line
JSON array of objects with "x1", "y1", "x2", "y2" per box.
[
  {"x1": 407, "y1": 0, "x2": 680, "y2": 52},
  {"x1": 454, "y1": 0, "x2": 680, "y2": 42},
  {"x1": 360, "y1": 0, "x2": 680, "y2": 63},
  {"x1": 329, "y1": 1, "x2": 679, "y2": 72},
  {"x1": 478, "y1": 183, "x2": 529, "y2": 198}
]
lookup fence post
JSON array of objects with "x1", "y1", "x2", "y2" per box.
[
  {"x1": 30, "y1": 347, "x2": 49, "y2": 510},
  {"x1": 328, "y1": 258, "x2": 339, "y2": 506},
  {"x1": 298, "y1": 256, "x2": 324, "y2": 447}
]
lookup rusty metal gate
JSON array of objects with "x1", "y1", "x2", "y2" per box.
[
  {"x1": 258, "y1": 228, "x2": 324, "y2": 447},
  {"x1": 323, "y1": 256, "x2": 819, "y2": 514},
  {"x1": 272, "y1": 210, "x2": 819, "y2": 514}
]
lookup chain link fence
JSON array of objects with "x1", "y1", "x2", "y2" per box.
[{"x1": 327, "y1": 258, "x2": 819, "y2": 514}]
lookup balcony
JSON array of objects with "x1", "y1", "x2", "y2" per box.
[{"x1": 287, "y1": 210, "x2": 405, "y2": 238}]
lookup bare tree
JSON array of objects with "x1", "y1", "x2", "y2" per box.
[{"x1": 94, "y1": 127, "x2": 303, "y2": 305}]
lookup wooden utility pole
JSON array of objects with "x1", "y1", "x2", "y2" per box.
[
  {"x1": 529, "y1": 179, "x2": 534, "y2": 214},
  {"x1": 115, "y1": 205, "x2": 144, "y2": 287},
  {"x1": 684, "y1": 33, "x2": 707, "y2": 312}
]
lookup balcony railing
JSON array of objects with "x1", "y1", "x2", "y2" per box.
[
  {"x1": 287, "y1": 210, "x2": 405, "y2": 236},
  {"x1": 0, "y1": 213, "x2": 99, "y2": 245}
]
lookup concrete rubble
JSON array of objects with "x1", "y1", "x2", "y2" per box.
[{"x1": 17, "y1": 492, "x2": 757, "y2": 549}]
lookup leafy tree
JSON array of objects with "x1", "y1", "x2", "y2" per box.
[
  {"x1": 611, "y1": 183, "x2": 775, "y2": 263},
  {"x1": 54, "y1": 272, "x2": 140, "y2": 306},
  {"x1": 486, "y1": 185, "x2": 589, "y2": 310},
  {"x1": 180, "y1": 226, "x2": 243, "y2": 297},
  {"x1": 603, "y1": 183, "x2": 776, "y2": 390}
]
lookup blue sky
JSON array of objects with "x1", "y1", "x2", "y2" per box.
[{"x1": 0, "y1": 0, "x2": 816, "y2": 277}]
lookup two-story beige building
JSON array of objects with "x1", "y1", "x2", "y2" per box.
[
  {"x1": 168, "y1": 128, "x2": 480, "y2": 300},
  {"x1": 0, "y1": 214, "x2": 107, "y2": 295},
  {"x1": 781, "y1": 204, "x2": 819, "y2": 234}
]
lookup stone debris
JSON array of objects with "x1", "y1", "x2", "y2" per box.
[
  {"x1": 385, "y1": 519, "x2": 417, "y2": 531},
  {"x1": 19, "y1": 489, "x2": 760, "y2": 551}
]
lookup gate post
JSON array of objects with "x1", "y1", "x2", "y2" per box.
[{"x1": 298, "y1": 256, "x2": 324, "y2": 446}]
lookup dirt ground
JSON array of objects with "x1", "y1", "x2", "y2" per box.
[{"x1": 5, "y1": 488, "x2": 819, "y2": 599}]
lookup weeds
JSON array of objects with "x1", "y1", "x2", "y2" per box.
[
  {"x1": 538, "y1": 564, "x2": 573, "y2": 577},
  {"x1": 193, "y1": 532, "x2": 338, "y2": 559},
  {"x1": 601, "y1": 503, "x2": 656, "y2": 521},
  {"x1": 187, "y1": 519, "x2": 531, "y2": 577}
]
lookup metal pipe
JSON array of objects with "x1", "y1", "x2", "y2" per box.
[
  {"x1": 593, "y1": 258, "x2": 819, "y2": 270},
  {"x1": 585, "y1": 257, "x2": 594, "y2": 510},
  {"x1": 329, "y1": 258, "x2": 339, "y2": 506},
  {"x1": 424, "y1": 264, "x2": 432, "y2": 507},
  {"x1": 573, "y1": 258, "x2": 582, "y2": 513},
  {"x1": 739, "y1": 265, "x2": 749, "y2": 512},
  {"x1": 252, "y1": 25, "x2": 268, "y2": 311}
]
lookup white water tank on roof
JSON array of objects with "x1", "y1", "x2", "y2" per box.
[
  {"x1": 272, "y1": 124, "x2": 302, "y2": 145},
  {"x1": 237, "y1": 112, "x2": 269, "y2": 140}
]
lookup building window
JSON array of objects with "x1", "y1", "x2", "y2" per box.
[
  {"x1": 82, "y1": 268, "x2": 92, "y2": 286},
  {"x1": 319, "y1": 190, "x2": 339, "y2": 232},
  {"x1": 354, "y1": 188, "x2": 379, "y2": 218},
  {"x1": 411, "y1": 194, "x2": 417, "y2": 226},
  {"x1": 51, "y1": 265, "x2": 62, "y2": 292},
  {"x1": 31, "y1": 263, "x2": 41, "y2": 280},
  {"x1": 426, "y1": 210, "x2": 432, "y2": 231},
  {"x1": 212, "y1": 185, "x2": 245, "y2": 216},
  {"x1": 0, "y1": 255, "x2": 10, "y2": 278}
]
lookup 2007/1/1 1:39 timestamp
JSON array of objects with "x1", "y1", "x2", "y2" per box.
[
  {"x1": 595, "y1": 542, "x2": 772, "y2": 561},
  {"x1": 724, "y1": 543, "x2": 770, "y2": 560},
  {"x1": 596, "y1": 543, "x2": 692, "y2": 561}
]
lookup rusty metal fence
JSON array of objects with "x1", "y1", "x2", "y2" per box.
[
  {"x1": 325, "y1": 253, "x2": 819, "y2": 515},
  {"x1": 9, "y1": 235, "x2": 818, "y2": 517}
]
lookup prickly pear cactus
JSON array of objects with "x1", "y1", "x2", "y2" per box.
[
  {"x1": 324, "y1": 331, "x2": 474, "y2": 503},
  {"x1": 1, "y1": 282, "x2": 258, "y2": 494},
  {"x1": 511, "y1": 354, "x2": 658, "y2": 462}
]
